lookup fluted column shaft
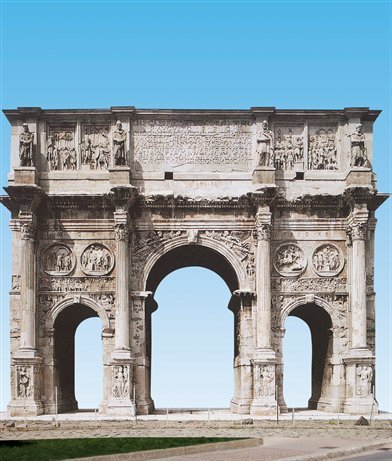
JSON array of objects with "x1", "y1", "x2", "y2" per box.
[
  {"x1": 19, "y1": 218, "x2": 36, "y2": 351},
  {"x1": 114, "y1": 211, "x2": 130, "y2": 351},
  {"x1": 255, "y1": 210, "x2": 272, "y2": 350},
  {"x1": 350, "y1": 221, "x2": 368, "y2": 349}
]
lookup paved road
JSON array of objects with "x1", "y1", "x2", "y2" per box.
[{"x1": 342, "y1": 449, "x2": 392, "y2": 461}]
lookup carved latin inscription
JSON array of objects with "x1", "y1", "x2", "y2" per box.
[{"x1": 133, "y1": 120, "x2": 253, "y2": 166}]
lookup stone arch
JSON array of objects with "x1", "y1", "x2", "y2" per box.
[
  {"x1": 281, "y1": 295, "x2": 337, "y2": 327},
  {"x1": 48, "y1": 295, "x2": 110, "y2": 331},
  {"x1": 50, "y1": 296, "x2": 108, "y2": 413},
  {"x1": 140, "y1": 234, "x2": 249, "y2": 292},
  {"x1": 280, "y1": 294, "x2": 337, "y2": 412}
]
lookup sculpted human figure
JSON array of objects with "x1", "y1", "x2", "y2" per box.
[
  {"x1": 113, "y1": 120, "x2": 127, "y2": 166},
  {"x1": 256, "y1": 120, "x2": 274, "y2": 167},
  {"x1": 357, "y1": 365, "x2": 373, "y2": 396},
  {"x1": 19, "y1": 367, "x2": 31, "y2": 398},
  {"x1": 19, "y1": 123, "x2": 34, "y2": 167},
  {"x1": 348, "y1": 123, "x2": 367, "y2": 167},
  {"x1": 47, "y1": 134, "x2": 59, "y2": 170}
]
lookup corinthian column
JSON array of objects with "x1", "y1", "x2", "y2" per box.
[
  {"x1": 19, "y1": 213, "x2": 37, "y2": 352},
  {"x1": 255, "y1": 209, "x2": 273, "y2": 352},
  {"x1": 113, "y1": 211, "x2": 131, "y2": 355},
  {"x1": 349, "y1": 220, "x2": 368, "y2": 350}
]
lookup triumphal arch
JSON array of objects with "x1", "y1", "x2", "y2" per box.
[{"x1": 1, "y1": 106, "x2": 387, "y2": 417}]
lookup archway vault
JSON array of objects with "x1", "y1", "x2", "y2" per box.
[{"x1": 139, "y1": 235, "x2": 249, "y2": 294}]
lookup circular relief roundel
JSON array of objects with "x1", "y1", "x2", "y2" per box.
[
  {"x1": 273, "y1": 242, "x2": 307, "y2": 277},
  {"x1": 312, "y1": 243, "x2": 344, "y2": 276},
  {"x1": 41, "y1": 244, "x2": 75, "y2": 276},
  {"x1": 81, "y1": 243, "x2": 114, "y2": 276}
]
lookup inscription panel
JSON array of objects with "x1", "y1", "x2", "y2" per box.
[{"x1": 133, "y1": 119, "x2": 254, "y2": 172}]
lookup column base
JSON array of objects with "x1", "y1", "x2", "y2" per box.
[
  {"x1": 136, "y1": 398, "x2": 155, "y2": 415},
  {"x1": 230, "y1": 398, "x2": 251, "y2": 414}
]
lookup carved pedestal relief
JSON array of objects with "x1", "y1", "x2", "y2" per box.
[
  {"x1": 17, "y1": 366, "x2": 33, "y2": 398},
  {"x1": 356, "y1": 365, "x2": 373, "y2": 397},
  {"x1": 254, "y1": 365, "x2": 275, "y2": 398},
  {"x1": 112, "y1": 365, "x2": 131, "y2": 399}
]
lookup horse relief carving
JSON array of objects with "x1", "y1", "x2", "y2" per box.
[{"x1": 273, "y1": 243, "x2": 307, "y2": 276}]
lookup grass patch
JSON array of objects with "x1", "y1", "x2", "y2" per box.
[{"x1": 0, "y1": 437, "x2": 239, "y2": 461}]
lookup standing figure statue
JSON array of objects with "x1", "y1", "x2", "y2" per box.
[
  {"x1": 348, "y1": 124, "x2": 367, "y2": 167},
  {"x1": 113, "y1": 120, "x2": 127, "y2": 166},
  {"x1": 19, "y1": 123, "x2": 34, "y2": 167},
  {"x1": 256, "y1": 120, "x2": 274, "y2": 167}
]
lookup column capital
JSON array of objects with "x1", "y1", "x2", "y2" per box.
[
  {"x1": 233, "y1": 289, "x2": 255, "y2": 305},
  {"x1": 255, "y1": 210, "x2": 272, "y2": 241},
  {"x1": 19, "y1": 211, "x2": 37, "y2": 241},
  {"x1": 347, "y1": 210, "x2": 369, "y2": 241}
]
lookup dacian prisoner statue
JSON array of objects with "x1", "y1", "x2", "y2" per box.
[{"x1": 1, "y1": 106, "x2": 387, "y2": 417}]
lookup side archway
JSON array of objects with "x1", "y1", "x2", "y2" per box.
[
  {"x1": 280, "y1": 295, "x2": 336, "y2": 411},
  {"x1": 50, "y1": 296, "x2": 110, "y2": 413}
]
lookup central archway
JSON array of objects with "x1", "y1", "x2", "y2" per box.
[{"x1": 144, "y1": 244, "x2": 241, "y2": 411}]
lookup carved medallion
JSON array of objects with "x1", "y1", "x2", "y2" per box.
[
  {"x1": 81, "y1": 243, "x2": 114, "y2": 276},
  {"x1": 312, "y1": 243, "x2": 344, "y2": 276},
  {"x1": 273, "y1": 243, "x2": 307, "y2": 277},
  {"x1": 41, "y1": 244, "x2": 75, "y2": 276}
]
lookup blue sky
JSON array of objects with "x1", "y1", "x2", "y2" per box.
[{"x1": 1, "y1": 1, "x2": 391, "y2": 412}]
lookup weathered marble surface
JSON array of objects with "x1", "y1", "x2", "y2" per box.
[{"x1": 1, "y1": 106, "x2": 387, "y2": 417}]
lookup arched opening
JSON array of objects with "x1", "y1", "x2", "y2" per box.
[
  {"x1": 145, "y1": 244, "x2": 240, "y2": 410},
  {"x1": 75, "y1": 317, "x2": 103, "y2": 410},
  {"x1": 283, "y1": 317, "x2": 312, "y2": 409},
  {"x1": 283, "y1": 302, "x2": 333, "y2": 410},
  {"x1": 53, "y1": 303, "x2": 102, "y2": 413}
]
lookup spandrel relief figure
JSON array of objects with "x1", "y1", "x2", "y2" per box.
[
  {"x1": 348, "y1": 124, "x2": 367, "y2": 167},
  {"x1": 312, "y1": 244, "x2": 343, "y2": 276},
  {"x1": 113, "y1": 120, "x2": 127, "y2": 166},
  {"x1": 309, "y1": 129, "x2": 337, "y2": 170},
  {"x1": 81, "y1": 243, "x2": 114, "y2": 275},
  {"x1": 112, "y1": 365, "x2": 130, "y2": 399},
  {"x1": 356, "y1": 365, "x2": 373, "y2": 397},
  {"x1": 41, "y1": 244, "x2": 75, "y2": 276},
  {"x1": 46, "y1": 129, "x2": 76, "y2": 170},
  {"x1": 18, "y1": 366, "x2": 32, "y2": 398},
  {"x1": 19, "y1": 123, "x2": 34, "y2": 167},
  {"x1": 256, "y1": 120, "x2": 274, "y2": 167},
  {"x1": 273, "y1": 243, "x2": 306, "y2": 276}
]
